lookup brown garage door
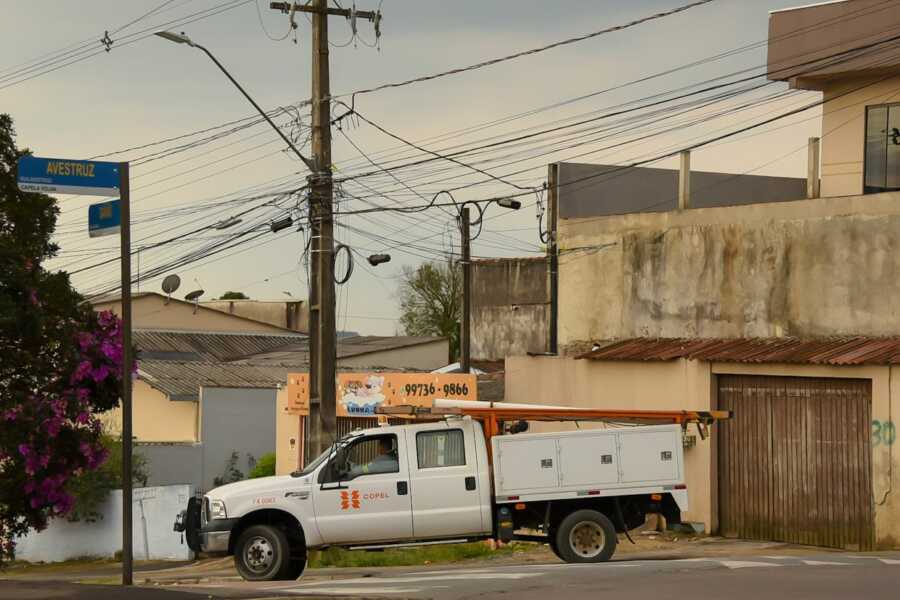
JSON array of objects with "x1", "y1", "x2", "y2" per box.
[{"x1": 717, "y1": 375, "x2": 874, "y2": 550}]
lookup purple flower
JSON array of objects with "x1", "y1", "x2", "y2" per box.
[
  {"x1": 75, "y1": 412, "x2": 90, "y2": 425},
  {"x1": 76, "y1": 388, "x2": 90, "y2": 402},
  {"x1": 77, "y1": 332, "x2": 95, "y2": 351},
  {"x1": 72, "y1": 360, "x2": 92, "y2": 383},
  {"x1": 90, "y1": 364, "x2": 111, "y2": 383},
  {"x1": 44, "y1": 416, "x2": 64, "y2": 438},
  {"x1": 17, "y1": 444, "x2": 30, "y2": 457}
]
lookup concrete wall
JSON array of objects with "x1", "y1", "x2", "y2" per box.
[
  {"x1": 820, "y1": 75, "x2": 900, "y2": 198},
  {"x1": 558, "y1": 192, "x2": 900, "y2": 347},
  {"x1": 472, "y1": 258, "x2": 550, "y2": 360},
  {"x1": 15, "y1": 485, "x2": 193, "y2": 562},
  {"x1": 137, "y1": 443, "x2": 203, "y2": 489},
  {"x1": 199, "y1": 387, "x2": 277, "y2": 492},
  {"x1": 276, "y1": 387, "x2": 304, "y2": 476},
  {"x1": 557, "y1": 162, "x2": 806, "y2": 217},
  {"x1": 202, "y1": 300, "x2": 308, "y2": 333},
  {"x1": 101, "y1": 380, "x2": 198, "y2": 443},
  {"x1": 337, "y1": 341, "x2": 450, "y2": 371},
  {"x1": 94, "y1": 293, "x2": 289, "y2": 334},
  {"x1": 505, "y1": 356, "x2": 900, "y2": 548}
]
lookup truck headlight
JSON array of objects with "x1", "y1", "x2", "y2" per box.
[{"x1": 209, "y1": 499, "x2": 227, "y2": 520}]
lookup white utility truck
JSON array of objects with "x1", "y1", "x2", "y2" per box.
[{"x1": 175, "y1": 404, "x2": 725, "y2": 581}]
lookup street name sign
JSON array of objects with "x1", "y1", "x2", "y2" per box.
[
  {"x1": 88, "y1": 199, "x2": 121, "y2": 238},
  {"x1": 17, "y1": 156, "x2": 121, "y2": 196}
]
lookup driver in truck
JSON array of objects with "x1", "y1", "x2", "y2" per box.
[{"x1": 351, "y1": 436, "x2": 398, "y2": 476}]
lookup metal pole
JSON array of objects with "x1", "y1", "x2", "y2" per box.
[
  {"x1": 807, "y1": 136, "x2": 821, "y2": 199},
  {"x1": 308, "y1": 0, "x2": 337, "y2": 457},
  {"x1": 547, "y1": 164, "x2": 559, "y2": 355},
  {"x1": 119, "y1": 162, "x2": 133, "y2": 586},
  {"x1": 460, "y1": 207, "x2": 471, "y2": 374},
  {"x1": 678, "y1": 150, "x2": 691, "y2": 210}
]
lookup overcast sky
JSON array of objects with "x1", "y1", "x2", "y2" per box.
[{"x1": 2, "y1": 0, "x2": 823, "y2": 336}]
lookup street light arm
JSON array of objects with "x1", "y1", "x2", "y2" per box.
[{"x1": 192, "y1": 43, "x2": 317, "y2": 172}]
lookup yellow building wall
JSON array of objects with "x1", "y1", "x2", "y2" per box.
[
  {"x1": 100, "y1": 379, "x2": 199, "y2": 442},
  {"x1": 275, "y1": 387, "x2": 304, "y2": 476},
  {"x1": 93, "y1": 293, "x2": 290, "y2": 333},
  {"x1": 820, "y1": 74, "x2": 900, "y2": 198},
  {"x1": 506, "y1": 356, "x2": 899, "y2": 548}
]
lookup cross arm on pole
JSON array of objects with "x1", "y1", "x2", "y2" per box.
[{"x1": 270, "y1": 2, "x2": 379, "y2": 20}]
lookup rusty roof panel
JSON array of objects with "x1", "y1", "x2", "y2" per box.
[{"x1": 576, "y1": 337, "x2": 900, "y2": 366}]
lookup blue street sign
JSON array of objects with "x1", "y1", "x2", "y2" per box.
[
  {"x1": 88, "y1": 199, "x2": 121, "y2": 238},
  {"x1": 17, "y1": 155, "x2": 120, "y2": 196}
]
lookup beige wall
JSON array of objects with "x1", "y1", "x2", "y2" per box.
[
  {"x1": 505, "y1": 356, "x2": 900, "y2": 548},
  {"x1": 275, "y1": 387, "x2": 304, "y2": 476},
  {"x1": 558, "y1": 191, "x2": 900, "y2": 347},
  {"x1": 94, "y1": 293, "x2": 290, "y2": 333},
  {"x1": 337, "y1": 341, "x2": 450, "y2": 371},
  {"x1": 202, "y1": 300, "x2": 308, "y2": 333},
  {"x1": 820, "y1": 75, "x2": 900, "y2": 198},
  {"x1": 100, "y1": 379, "x2": 199, "y2": 443}
]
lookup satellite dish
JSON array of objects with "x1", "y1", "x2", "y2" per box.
[
  {"x1": 184, "y1": 289, "x2": 204, "y2": 314},
  {"x1": 161, "y1": 274, "x2": 181, "y2": 295}
]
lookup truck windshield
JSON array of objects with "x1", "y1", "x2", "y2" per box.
[{"x1": 290, "y1": 434, "x2": 357, "y2": 477}]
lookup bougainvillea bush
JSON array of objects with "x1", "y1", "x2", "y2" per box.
[{"x1": 0, "y1": 113, "x2": 128, "y2": 564}]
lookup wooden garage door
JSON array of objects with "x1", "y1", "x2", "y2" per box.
[{"x1": 717, "y1": 375, "x2": 874, "y2": 550}]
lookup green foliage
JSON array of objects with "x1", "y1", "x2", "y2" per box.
[
  {"x1": 66, "y1": 435, "x2": 149, "y2": 523},
  {"x1": 248, "y1": 453, "x2": 276, "y2": 479},
  {"x1": 0, "y1": 113, "x2": 127, "y2": 564},
  {"x1": 398, "y1": 261, "x2": 461, "y2": 362},
  {"x1": 213, "y1": 451, "x2": 244, "y2": 487},
  {"x1": 218, "y1": 291, "x2": 249, "y2": 300}
]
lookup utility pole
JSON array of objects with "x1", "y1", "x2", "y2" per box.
[
  {"x1": 460, "y1": 207, "x2": 471, "y2": 374},
  {"x1": 547, "y1": 164, "x2": 558, "y2": 355},
  {"x1": 270, "y1": 1, "x2": 380, "y2": 458}
]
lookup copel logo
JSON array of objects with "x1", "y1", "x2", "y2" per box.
[{"x1": 340, "y1": 490, "x2": 361, "y2": 510}]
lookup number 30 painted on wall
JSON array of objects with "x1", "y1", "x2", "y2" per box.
[{"x1": 872, "y1": 420, "x2": 897, "y2": 447}]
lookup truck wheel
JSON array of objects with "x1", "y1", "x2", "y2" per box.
[
  {"x1": 234, "y1": 525, "x2": 296, "y2": 581},
  {"x1": 548, "y1": 532, "x2": 563, "y2": 561},
  {"x1": 554, "y1": 510, "x2": 617, "y2": 563}
]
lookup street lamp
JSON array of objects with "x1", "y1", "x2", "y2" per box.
[
  {"x1": 154, "y1": 31, "x2": 316, "y2": 172},
  {"x1": 496, "y1": 197, "x2": 522, "y2": 210}
]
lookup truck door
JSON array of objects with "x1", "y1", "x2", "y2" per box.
[
  {"x1": 404, "y1": 422, "x2": 485, "y2": 539},
  {"x1": 312, "y1": 432, "x2": 414, "y2": 544}
]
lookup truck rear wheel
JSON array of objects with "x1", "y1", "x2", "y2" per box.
[
  {"x1": 554, "y1": 510, "x2": 617, "y2": 563},
  {"x1": 234, "y1": 525, "x2": 300, "y2": 581}
]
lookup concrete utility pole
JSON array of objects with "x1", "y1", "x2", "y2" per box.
[
  {"x1": 460, "y1": 207, "x2": 471, "y2": 374},
  {"x1": 270, "y1": 1, "x2": 380, "y2": 458},
  {"x1": 547, "y1": 164, "x2": 559, "y2": 355}
]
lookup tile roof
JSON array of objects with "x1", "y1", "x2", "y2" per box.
[
  {"x1": 576, "y1": 337, "x2": 900, "y2": 366},
  {"x1": 137, "y1": 360, "x2": 298, "y2": 401}
]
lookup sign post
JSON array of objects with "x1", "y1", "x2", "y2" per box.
[{"x1": 17, "y1": 155, "x2": 133, "y2": 586}]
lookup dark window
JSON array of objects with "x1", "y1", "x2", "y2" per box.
[
  {"x1": 864, "y1": 104, "x2": 900, "y2": 193},
  {"x1": 416, "y1": 429, "x2": 466, "y2": 469}
]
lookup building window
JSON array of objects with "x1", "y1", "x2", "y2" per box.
[
  {"x1": 864, "y1": 104, "x2": 900, "y2": 193},
  {"x1": 416, "y1": 429, "x2": 465, "y2": 469}
]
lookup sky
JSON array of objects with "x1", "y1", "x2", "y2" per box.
[{"x1": 1, "y1": 0, "x2": 826, "y2": 335}]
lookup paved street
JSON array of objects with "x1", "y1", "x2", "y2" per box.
[{"x1": 163, "y1": 552, "x2": 900, "y2": 599}]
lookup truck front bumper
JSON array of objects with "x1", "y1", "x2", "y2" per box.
[{"x1": 199, "y1": 518, "x2": 239, "y2": 554}]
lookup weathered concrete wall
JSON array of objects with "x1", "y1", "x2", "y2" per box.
[
  {"x1": 202, "y1": 300, "x2": 308, "y2": 333},
  {"x1": 472, "y1": 258, "x2": 549, "y2": 360},
  {"x1": 137, "y1": 442, "x2": 203, "y2": 489},
  {"x1": 558, "y1": 192, "x2": 900, "y2": 347}
]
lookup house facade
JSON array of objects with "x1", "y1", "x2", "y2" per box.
[{"x1": 504, "y1": 0, "x2": 900, "y2": 550}]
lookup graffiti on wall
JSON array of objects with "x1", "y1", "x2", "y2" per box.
[{"x1": 872, "y1": 420, "x2": 896, "y2": 447}]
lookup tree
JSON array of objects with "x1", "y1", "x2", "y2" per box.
[
  {"x1": 248, "y1": 453, "x2": 276, "y2": 479},
  {"x1": 218, "y1": 291, "x2": 249, "y2": 300},
  {"x1": 66, "y1": 435, "x2": 149, "y2": 523},
  {"x1": 398, "y1": 261, "x2": 461, "y2": 362},
  {"x1": 0, "y1": 114, "x2": 128, "y2": 563}
]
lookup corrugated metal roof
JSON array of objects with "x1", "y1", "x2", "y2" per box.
[
  {"x1": 576, "y1": 337, "x2": 900, "y2": 366},
  {"x1": 137, "y1": 360, "x2": 299, "y2": 401},
  {"x1": 236, "y1": 335, "x2": 444, "y2": 365},
  {"x1": 134, "y1": 329, "x2": 305, "y2": 362}
]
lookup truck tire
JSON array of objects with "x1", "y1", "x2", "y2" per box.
[
  {"x1": 554, "y1": 510, "x2": 617, "y2": 563},
  {"x1": 547, "y1": 531, "x2": 564, "y2": 561},
  {"x1": 234, "y1": 525, "x2": 298, "y2": 581}
]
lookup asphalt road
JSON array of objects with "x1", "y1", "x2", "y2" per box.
[{"x1": 167, "y1": 551, "x2": 900, "y2": 599}]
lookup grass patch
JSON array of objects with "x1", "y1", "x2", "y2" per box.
[{"x1": 309, "y1": 542, "x2": 527, "y2": 568}]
